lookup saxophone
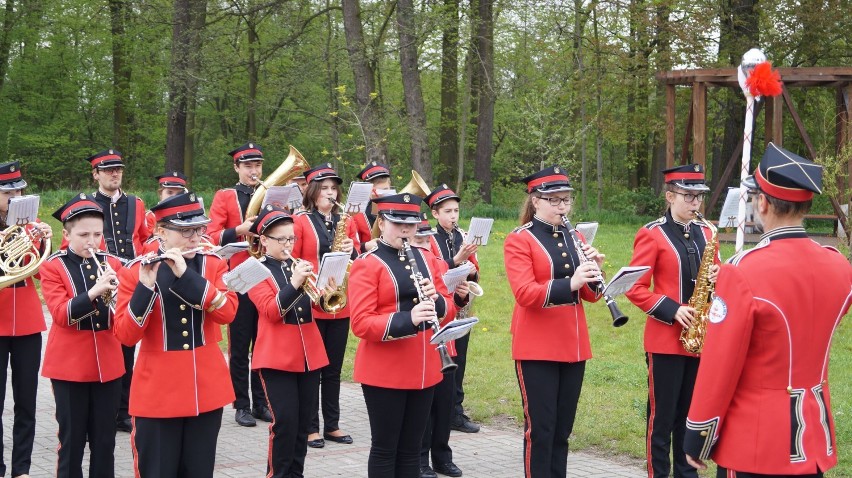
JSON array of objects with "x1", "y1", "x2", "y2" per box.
[
  {"x1": 679, "y1": 212, "x2": 718, "y2": 354},
  {"x1": 320, "y1": 200, "x2": 352, "y2": 313}
]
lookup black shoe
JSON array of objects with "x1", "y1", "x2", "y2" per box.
[
  {"x1": 235, "y1": 408, "x2": 256, "y2": 427},
  {"x1": 433, "y1": 462, "x2": 463, "y2": 477},
  {"x1": 323, "y1": 431, "x2": 354, "y2": 444},
  {"x1": 420, "y1": 465, "x2": 438, "y2": 478},
  {"x1": 450, "y1": 414, "x2": 480, "y2": 433},
  {"x1": 116, "y1": 418, "x2": 132, "y2": 433},
  {"x1": 251, "y1": 404, "x2": 273, "y2": 422},
  {"x1": 307, "y1": 437, "x2": 325, "y2": 448}
]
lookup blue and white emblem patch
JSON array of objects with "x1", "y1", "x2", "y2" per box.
[{"x1": 708, "y1": 296, "x2": 727, "y2": 324}]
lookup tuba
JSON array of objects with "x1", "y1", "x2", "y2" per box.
[
  {"x1": 680, "y1": 212, "x2": 718, "y2": 354},
  {"x1": 245, "y1": 145, "x2": 310, "y2": 258},
  {"x1": 0, "y1": 222, "x2": 51, "y2": 290},
  {"x1": 371, "y1": 170, "x2": 431, "y2": 239}
]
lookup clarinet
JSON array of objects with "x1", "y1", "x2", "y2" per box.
[
  {"x1": 561, "y1": 216, "x2": 628, "y2": 327},
  {"x1": 401, "y1": 239, "x2": 458, "y2": 373}
]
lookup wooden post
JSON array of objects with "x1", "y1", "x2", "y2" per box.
[
  {"x1": 765, "y1": 95, "x2": 783, "y2": 146},
  {"x1": 691, "y1": 82, "x2": 706, "y2": 168},
  {"x1": 666, "y1": 84, "x2": 675, "y2": 168}
]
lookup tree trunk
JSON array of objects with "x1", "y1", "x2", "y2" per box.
[
  {"x1": 396, "y1": 0, "x2": 431, "y2": 183},
  {"x1": 165, "y1": 0, "x2": 207, "y2": 173},
  {"x1": 0, "y1": 0, "x2": 16, "y2": 93},
  {"x1": 473, "y1": 0, "x2": 493, "y2": 202},
  {"x1": 325, "y1": 0, "x2": 340, "y2": 159},
  {"x1": 341, "y1": 0, "x2": 388, "y2": 163},
  {"x1": 246, "y1": 12, "x2": 258, "y2": 139},
  {"x1": 650, "y1": 0, "x2": 672, "y2": 191},
  {"x1": 593, "y1": 6, "x2": 603, "y2": 209},
  {"x1": 439, "y1": 0, "x2": 459, "y2": 186},
  {"x1": 714, "y1": 0, "x2": 758, "y2": 190},
  {"x1": 573, "y1": 0, "x2": 587, "y2": 210},
  {"x1": 110, "y1": 0, "x2": 131, "y2": 152},
  {"x1": 464, "y1": 0, "x2": 480, "y2": 176}
]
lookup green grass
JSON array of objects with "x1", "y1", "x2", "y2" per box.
[{"x1": 28, "y1": 192, "x2": 852, "y2": 475}]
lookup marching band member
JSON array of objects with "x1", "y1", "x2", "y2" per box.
[
  {"x1": 503, "y1": 166, "x2": 602, "y2": 478},
  {"x1": 83, "y1": 149, "x2": 149, "y2": 433},
  {"x1": 0, "y1": 161, "x2": 52, "y2": 478},
  {"x1": 625, "y1": 164, "x2": 718, "y2": 478},
  {"x1": 349, "y1": 193, "x2": 458, "y2": 478},
  {"x1": 114, "y1": 191, "x2": 237, "y2": 478},
  {"x1": 292, "y1": 163, "x2": 360, "y2": 448},
  {"x1": 416, "y1": 212, "x2": 469, "y2": 478},
  {"x1": 41, "y1": 195, "x2": 124, "y2": 478},
  {"x1": 684, "y1": 145, "x2": 852, "y2": 477},
  {"x1": 144, "y1": 171, "x2": 189, "y2": 242},
  {"x1": 353, "y1": 161, "x2": 393, "y2": 252},
  {"x1": 247, "y1": 206, "x2": 330, "y2": 478},
  {"x1": 426, "y1": 184, "x2": 480, "y2": 436},
  {"x1": 208, "y1": 143, "x2": 271, "y2": 427}
]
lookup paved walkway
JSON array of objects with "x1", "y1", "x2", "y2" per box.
[{"x1": 3, "y1": 309, "x2": 646, "y2": 477}]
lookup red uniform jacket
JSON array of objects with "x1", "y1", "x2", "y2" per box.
[
  {"x1": 0, "y1": 222, "x2": 48, "y2": 336},
  {"x1": 349, "y1": 241, "x2": 457, "y2": 390},
  {"x1": 114, "y1": 252, "x2": 237, "y2": 418},
  {"x1": 626, "y1": 212, "x2": 718, "y2": 356},
  {"x1": 431, "y1": 225, "x2": 480, "y2": 282},
  {"x1": 40, "y1": 249, "x2": 125, "y2": 383},
  {"x1": 144, "y1": 210, "x2": 156, "y2": 241},
  {"x1": 684, "y1": 227, "x2": 852, "y2": 475},
  {"x1": 208, "y1": 184, "x2": 255, "y2": 268},
  {"x1": 248, "y1": 256, "x2": 329, "y2": 373},
  {"x1": 291, "y1": 210, "x2": 360, "y2": 319},
  {"x1": 503, "y1": 217, "x2": 600, "y2": 362},
  {"x1": 352, "y1": 211, "x2": 373, "y2": 252},
  {"x1": 60, "y1": 191, "x2": 148, "y2": 261}
]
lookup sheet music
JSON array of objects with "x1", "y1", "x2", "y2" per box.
[
  {"x1": 574, "y1": 222, "x2": 599, "y2": 246},
  {"x1": 223, "y1": 257, "x2": 273, "y2": 294},
  {"x1": 316, "y1": 252, "x2": 350, "y2": 289},
  {"x1": 375, "y1": 188, "x2": 397, "y2": 197},
  {"x1": 464, "y1": 217, "x2": 494, "y2": 246},
  {"x1": 262, "y1": 184, "x2": 303, "y2": 212},
  {"x1": 211, "y1": 241, "x2": 249, "y2": 260},
  {"x1": 197, "y1": 196, "x2": 205, "y2": 213},
  {"x1": 345, "y1": 182, "x2": 373, "y2": 215},
  {"x1": 718, "y1": 188, "x2": 743, "y2": 228},
  {"x1": 601, "y1": 266, "x2": 651, "y2": 297},
  {"x1": 6, "y1": 195, "x2": 40, "y2": 225},
  {"x1": 442, "y1": 262, "x2": 475, "y2": 292},
  {"x1": 431, "y1": 317, "x2": 479, "y2": 344}
]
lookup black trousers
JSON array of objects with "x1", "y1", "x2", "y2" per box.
[
  {"x1": 259, "y1": 368, "x2": 320, "y2": 478},
  {"x1": 51, "y1": 378, "x2": 122, "y2": 478},
  {"x1": 310, "y1": 318, "x2": 349, "y2": 434},
  {"x1": 515, "y1": 360, "x2": 585, "y2": 478},
  {"x1": 646, "y1": 353, "x2": 700, "y2": 478},
  {"x1": 716, "y1": 467, "x2": 824, "y2": 478},
  {"x1": 117, "y1": 344, "x2": 135, "y2": 422},
  {"x1": 362, "y1": 384, "x2": 435, "y2": 478},
  {"x1": 453, "y1": 332, "x2": 471, "y2": 418},
  {"x1": 0, "y1": 333, "x2": 41, "y2": 477},
  {"x1": 229, "y1": 293, "x2": 264, "y2": 410},
  {"x1": 131, "y1": 408, "x2": 223, "y2": 478},
  {"x1": 421, "y1": 370, "x2": 455, "y2": 467}
]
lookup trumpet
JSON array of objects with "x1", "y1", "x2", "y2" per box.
[
  {"x1": 402, "y1": 238, "x2": 457, "y2": 373},
  {"x1": 457, "y1": 280, "x2": 483, "y2": 320},
  {"x1": 561, "y1": 216, "x2": 628, "y2": 327},
  {"x1": 292, "y1": 258, "x2": 325, "y2": 304},
  {"x1": 88, "y1": 248, "x2": 118, "y2": 309}
]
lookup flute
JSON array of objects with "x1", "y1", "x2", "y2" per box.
[{"x1": 141, "y1": 247, "x2": 206, "y2": 265}]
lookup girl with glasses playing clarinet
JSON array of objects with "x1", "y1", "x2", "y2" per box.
[{"x1": 504, "y1": 166, "x2": 603, "y2": 478}]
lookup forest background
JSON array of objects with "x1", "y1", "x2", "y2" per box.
[{"x1": 0, "y1": 0, "x2": 850, "y2": 216}]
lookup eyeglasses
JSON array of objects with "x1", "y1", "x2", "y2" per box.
[
  {"x1": 536, "y1": 196, "x2": 573, "y2": 206},
  {"x1": 100, "y1": 168, "x2": 124, "y2": 175},
  {"x1": 163, "y1": 225, "x2": 207, "y2": 238},
  {"x1": 266, "y1": 235, "x2": 297, "y2": 245},
  {"x1": 672, "y1": 192, "x2": 706, "y2": 203}
]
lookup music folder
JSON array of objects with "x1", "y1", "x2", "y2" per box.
[
  {"x1": 574, "y1": 222, "x2": 599, "y2": 246},
  {"x1": 6, "y1": 195, "x2": 40, "y2": 225},
  {"x1": 316, "y1": 251, "x2": 350, "y2": 289},
  {"x1": 430, "y1": 317, "x2": 479, "y2": 344},
  {"x1": 600, "y1": 266, "x2": 651, "y2": 297},
  {"x1": 223, "y1": 257, "x2": 273, "y2": 294},
  {"x1": 464, "y1": 217, "x2": 494, "y2": 246},
  {"x1": 345, "y1": 182, "x2": 373, "y2": 215}
]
